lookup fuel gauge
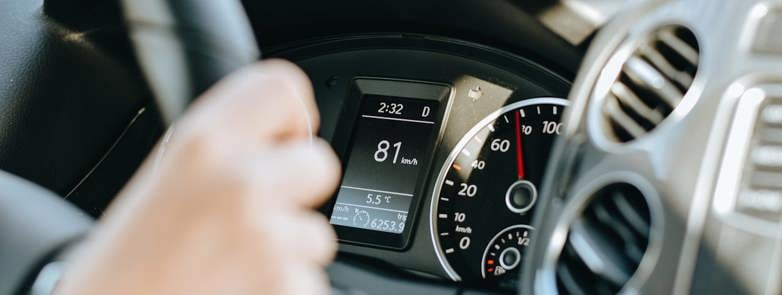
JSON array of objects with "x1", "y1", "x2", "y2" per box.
[{"x1": 481, "y1": 225, "x2": 533, "y2": 279}]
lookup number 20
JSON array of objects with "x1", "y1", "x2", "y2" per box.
[{"x1": 458, "y1": 183, "x2": 477, "y2": 197}]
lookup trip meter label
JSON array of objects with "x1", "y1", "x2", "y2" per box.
[{"x1": 330, "y1": 94, "x2": 441, "y2": 234}]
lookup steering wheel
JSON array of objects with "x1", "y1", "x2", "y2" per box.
[
  {"x1": 0, "y1": 0, "x2": 259, "y2": 293},
  {"x1": 4, "y1": 0, "x2": 777, "y2": 294},
  {"x1": 122, "y1": 0, "x2": 260, "y2": 124}
]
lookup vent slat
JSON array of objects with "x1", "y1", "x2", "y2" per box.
[
  {"x1": 610, "y1": 82, "x2": 666, "y2": 124},
  {"x1": 556, "y1": 258, "x2": 590, "y2": 295},
  {"x1": 639, "y1": 44, "x2": 694, "y2": 88},
  {"x1": 569, "y1": 220, "x2": 633, "y2": 286},
  {"x1": 657, "y1": 28, "x2": 699, "y2": 65},
  {"x1": 599, "y1": 25, "x2": 698, "y2": 143},
  {"x1": 612, "y1": 190, "x2": 651, "y2": 240},
  {"x1": 604, "y1": 97, "x2": 647, "y2": 138},
  {"x1": 591, "y1": 202, "x2": 645, "y2": 263},
  {"x1": 623, "y1": 57, "x2": 684, "y2": 108}
]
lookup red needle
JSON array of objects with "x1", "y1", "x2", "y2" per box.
[{"x1": 514, "y1": 110, "x2": 525, "y2": 179}]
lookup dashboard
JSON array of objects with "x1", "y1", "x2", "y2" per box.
[
  {"x1": 5, "y1": 1, "x2": 782, "y2": 294},
  {"x1": 0, "y1": 0, "x2": 585, "y2": 293},
  {"x1": 272, "y1": 34, "x2": 571, "y2": 292}
]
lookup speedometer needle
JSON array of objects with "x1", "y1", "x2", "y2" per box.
[{"x1": 514, "y1": 110, "x2": 525, "y2": 179}]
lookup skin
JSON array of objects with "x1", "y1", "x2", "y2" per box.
[{"x1": 56, "y1": 60, "x2": 341, "y2": 295}]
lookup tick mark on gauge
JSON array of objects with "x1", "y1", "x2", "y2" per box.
[
  {"x1": 446, "y1": 248, "x2": 455, "y2": 254},
  {"x1": 553, "y1": 106, "x2": 558, "y2": 115},
  {"x1": 440, "y1": 197, "x2": 450, "y2": 202},
  {"x1": 453, "y1": 164, "x2": 462, "y2": 171},
  {"x1": 445, "y1": 180, "x2": 455, "y2": 186},
  {"x1": 503, "y1": 115, "x2": 509, "y2": 123},
  {"x1": 440, "y1": 232, "x2": 450, "y2": 236},
  {"x1": 461, "y1": 149, "x2": 472, "y2": 157},
  {"x1": 439, "y1": 214, "x2": 448, "y2": 219},
  {"x1": 520, "y1": 109, "x2": 526, "y2": 117},
  {"x1": 536, "y1": 106, "x2": 541, "y2": 114},
  {"x1": 488, "y1": 124, "x2": 495, "y2": 132}
]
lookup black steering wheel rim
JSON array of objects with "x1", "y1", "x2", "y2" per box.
[{"x1": 121, "y1": 0, "x2": 261, "y2": 125}]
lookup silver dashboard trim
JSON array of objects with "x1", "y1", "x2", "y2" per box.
[{"x1": 524, "y1": 0, "x2": 782, "y2": 294}]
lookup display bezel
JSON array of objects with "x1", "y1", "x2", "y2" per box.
[{"x1": 324, "y1": 77, "x2": 452, "y2": 250}]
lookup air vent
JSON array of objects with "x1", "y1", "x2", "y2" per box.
[
  {"x1": 601, "y1": 26, "x2": 699, "y2": 142},
  {"x1": 555, "y1": 183, "x2": 652, "y2": 295}
]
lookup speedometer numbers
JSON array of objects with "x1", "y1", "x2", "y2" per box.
[{"x1": 431, "y1": 98, "x2": 567, "y2": 285}]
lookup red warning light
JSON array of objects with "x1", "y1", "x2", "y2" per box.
[{"x1": 487, "y1": 259, "x2": 495, "y2": 265}]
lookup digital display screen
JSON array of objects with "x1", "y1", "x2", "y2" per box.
[{"x1": 330, "y1": 94, "x2": 441, "y2": 234}]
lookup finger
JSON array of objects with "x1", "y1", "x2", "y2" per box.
[
  {"x1": 285, "y1": 211, "x2": 338, "y2": 266},
  {"x1": 250, "y1": 139, "x2": 341, "y2": 208},
  {"x1": 245, "y1": 211, "x2": 335, "y2": 267},
  {"x1": 181, "y1": 59, "x2": 320, "y2": 143},
  {"x1": 276, "y1": 264, "x2": 331, "y2": 295}
]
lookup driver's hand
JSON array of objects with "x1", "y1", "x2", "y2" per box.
[{"x1": 56, "y1": 60, "x2": 341, "y2": 295}]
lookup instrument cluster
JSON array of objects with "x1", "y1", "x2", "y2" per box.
[{"x1": 274, "y1": 34, "x2": 571, "y2": 291}]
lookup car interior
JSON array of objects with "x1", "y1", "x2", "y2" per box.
[{"x1": 2, "y1": 0, "x2": 782, "y2": 294}]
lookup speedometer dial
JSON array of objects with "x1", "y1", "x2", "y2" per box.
[{"x1": 431, "y1": 98, "x2": 568, "y2": 285}]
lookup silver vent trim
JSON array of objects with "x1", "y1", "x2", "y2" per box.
[
  {"x1": 597, "y1": 25, "x2": 700, "y2": 143},
  {"x1": 554, "y1": 182, "x2": 653, "y2": 295}
]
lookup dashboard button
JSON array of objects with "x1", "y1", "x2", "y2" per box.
[
  {"x1": 760, "y1": 127, "x2": 782, "y2": 144},
  {"x1": 761, "y1": 104, "x2": 782, "y2": 124},
  {"x1": 750, "y1": 171, "x2": 782, "y2": 190},
  {"x1": 737, "y1": 189, "x2": 782, "y2": 222},
  {"x1": 751, "y1": 145, "x2": 782, "y2": 167}
]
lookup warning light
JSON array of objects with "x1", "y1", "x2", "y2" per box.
[
  {"x1": 488, "y1": 267, "x2": 494, "y2": 273},
  {"x1": 487, "y1": 259, "x2": 495, "y2": 265}
]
